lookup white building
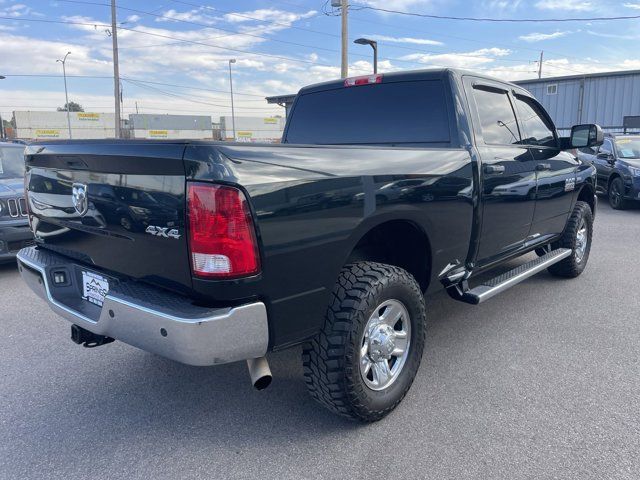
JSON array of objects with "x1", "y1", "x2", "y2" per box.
[
  {"x1": 129, "y1": 114, "x2": 213, "y2": 139},
  {"x1": 220, "y1": 116, "x2": 285, "y2": 143},
  {"x1": 13, "y1": 111, "x2": 116, "y2": 140}
]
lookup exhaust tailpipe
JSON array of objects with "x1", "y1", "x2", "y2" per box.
[{"x1": 246, "y1": 357, "x2": 272, "y2": 390}]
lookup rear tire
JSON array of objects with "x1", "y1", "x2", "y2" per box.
[
  {"x1": 547, "y1": 201, "x2": 593, "y2": 278},
  {"x1": 302, "y1": 262, "x2": 426, "y2": 422},
  {"x1": 608, "y1": 177, "x2": 627, "y2": 210}
]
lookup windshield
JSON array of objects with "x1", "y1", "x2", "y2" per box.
[
  {"x1": 615, "y1": 137, "x2": 640, "y2": 159},
  {"x1": 0, "y1": 146, "x2": 25, "y2": 179}
]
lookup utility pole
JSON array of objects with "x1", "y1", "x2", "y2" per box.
[
  {"x1": 135, "y1": 101, "x2": 139, "y2": 114},
  {"x1": 111, "y1": 0, "x2": 122, "y2": 138},
  {"x1": 341, "y1": 0, "x2": 348, "y2": 78},
  {"x1": 538, "y1": 50, "x2": 543, "y2": 79}
]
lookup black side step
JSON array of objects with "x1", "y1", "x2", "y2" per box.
[{"x1": 447, "y1": 248, "x2": 572, "y2": 305}]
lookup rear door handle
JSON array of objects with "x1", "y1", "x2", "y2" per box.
[
  {"x1": 484, "y1": 165, "x2": 505, "y2": 174},
  {"x1": 536, "y1": 163, "x2": 551, "y2": 171}
]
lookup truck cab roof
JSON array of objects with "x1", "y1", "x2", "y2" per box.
[{"x1": 297, "y1": 68, "x2": 530, "y2": 96}]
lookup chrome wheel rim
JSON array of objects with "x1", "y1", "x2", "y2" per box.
[
  {"x1": 359, "y1": 299, "x2": 411, "y2": 391},
  {"x1": 575, "y1": 218, "x2": 588, "y2": 263}
]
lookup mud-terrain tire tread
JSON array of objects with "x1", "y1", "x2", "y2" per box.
[
  {"x1": 547, "y1": 201, "x2": 593, "y2": 278},
  {"x1": 302, "y1": 261, "x2": 426, "y2": 422}
]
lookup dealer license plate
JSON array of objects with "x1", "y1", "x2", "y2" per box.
[{"x1": 81, "y1": 271, "x2": 110, "y2": 307}]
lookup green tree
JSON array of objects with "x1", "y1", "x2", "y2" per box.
[{"x1": 57, "y1": 101, "x2": 84, "y2": 112}]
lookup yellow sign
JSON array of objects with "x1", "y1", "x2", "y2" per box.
[
  {"x1": 149, "y1": 130, "x2": 169, "y2": 138},
  {"x1": 263, "y1": 117, "x2": 277, "y2": 124},
  {"x1": 35, "y1": 129, "x2": 61, "y2": 138},
  {"x1": 237, "y1": 131, "x2": 253, "y2": 138},
  {"x1": 77, "y1": 113, "x2": 100, "y2": 121}
]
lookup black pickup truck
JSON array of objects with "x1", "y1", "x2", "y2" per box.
[{"x1": 18, "y1": 69, "x2": 602, "y2": 421}]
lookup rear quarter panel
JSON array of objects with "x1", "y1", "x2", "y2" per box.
[{"x1": 184, "y1": 143, "x2": 474, "y2": 349}]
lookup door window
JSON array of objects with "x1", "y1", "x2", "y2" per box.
[
  {"x1": 599, "y1": 139, "x2": 613, "y2": 155},
  {"x1": 513, "y1": 95, "x2": 557, "y2": 148},
  {"x1": 473, "y1": 87, "x2": 521, "y2": 145}
]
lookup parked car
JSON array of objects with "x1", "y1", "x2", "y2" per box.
[
  {"x1": 578, "y1": 133, "x2": 640, "y2": 209},
  {"x1": 0, "y1": 142, "x2": 33, "y2": 263},
  {"x1": 17, "y1": 69, "x2": 601, "y2": 421}
]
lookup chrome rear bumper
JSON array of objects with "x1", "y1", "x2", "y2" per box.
[{"x1": 17, "y1": 246, "x2": 269, "y2": 366}]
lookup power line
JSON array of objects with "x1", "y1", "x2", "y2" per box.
[
  {"x1": 56, "y1": 0, "x2": 346, "y2": 56},
  {"x1": 0, "y1": 16, "x2": 359, "y2": 71},
  {"x1": 0, "y1": 74, "x2": 269, "y2": 98},
  {"x1": 56, "y1": 0, "x2": 525, "y2": 69},
  {"x1": 339, "y1": 4, "x2": 632, "y2": 71},
  {"x1": 0, "y1": 15, "x2": 538, "y2": 73},
  {"x1": 349, "y1": 4, "x2": 640, "y2": 22},
  {"x1": 122, "y1": 78, "x2": 275, "y2": 109}
]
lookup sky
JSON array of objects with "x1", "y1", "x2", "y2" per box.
[{"x1": 2, "y1": 0, "x2": 640, "y2": 121}]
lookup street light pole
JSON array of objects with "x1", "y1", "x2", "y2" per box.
[
  {"x1": 354, "y1": 38, "x2": 378, "y2": 74},
  {"x1": 228, "y1": 59, "x2": 236, "y2": 141},
  {"x1": 341, "y1": 0, "x2": 348, "y2": 77},
  {"x1": 56, "y1": 52, "x2": 72, "y2": 139},
  {"x1": 0, "y1": 75, "x2": 5, "y2": 139}
]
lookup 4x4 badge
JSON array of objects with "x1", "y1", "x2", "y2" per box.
[{"x1": 145, "y1": 225, "x2": 181, "y2": 239}]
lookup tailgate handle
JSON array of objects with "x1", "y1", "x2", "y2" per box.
[{"x1": 62, "y1": 157, "x2": 89, "y2": 169}]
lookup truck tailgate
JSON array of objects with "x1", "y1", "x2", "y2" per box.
[{"x1": 24, "y1": 141, "x2": 192, "y2": 292}]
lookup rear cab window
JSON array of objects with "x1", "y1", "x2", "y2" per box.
[{"x1": 284, "y1": 78, "x2": 452, "y2": 146}]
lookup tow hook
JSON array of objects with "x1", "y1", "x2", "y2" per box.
[{"x1": 71, "y1": 325, "x2": 115, "y2": 348}]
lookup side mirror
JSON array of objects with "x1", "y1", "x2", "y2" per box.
[
  {"x1": 570, "y1": 124, "x2": 604, "y2": 148},
  {"x1": 597, "y1": 152, "x2": 615, "y2": 162}
]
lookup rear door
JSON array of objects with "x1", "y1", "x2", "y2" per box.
[
  {"x1": 465, "y1": 79, "x2": 538, "y2": 265},
  {"x1": 25, "y1": 142, "x2": 192, "y2": 292},
  {"x1": 512, "y1": 93, "x2": 578, "y2": 238}
]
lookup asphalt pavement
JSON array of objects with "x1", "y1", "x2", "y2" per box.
[{"x1": 1, "y1": 200, "x2": 639, "y2": 480}]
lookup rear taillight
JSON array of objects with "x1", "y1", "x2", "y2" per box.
[
  {"x1": 344, "y1": 74, "x2": 383, "y2": 87},
  {"x1": 187, "y1": 182, "x2": 260, "y2": 279}
]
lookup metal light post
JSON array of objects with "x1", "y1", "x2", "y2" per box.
[
  {"x1": 228, "y1": 59, "x2": 237, "y2": 141},
  {"x1": 0, "y1": 75, "x2": 5, "y2": 140},
  {"x1": 354, "y1": 38, "x2": 378, "y2": 74},
  {"x1": 56, "y1": 52, "x2": 72, "y2": 139}
]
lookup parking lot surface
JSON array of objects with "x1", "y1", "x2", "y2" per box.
[{"x1": 1, "y1": 201, "x2": 639, "y2": 480}]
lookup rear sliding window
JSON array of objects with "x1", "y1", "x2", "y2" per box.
[{"x1": 285, "y1": 80, "x2": 450, "y2": 145}]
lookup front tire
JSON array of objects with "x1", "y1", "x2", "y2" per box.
[
  {"x1": 608, "y1": 177, "x2": 627, "y2": 210},
  {"x1": 547, "y1": 201, "x2": 593, "y2": 278},
  {"x1": 302, "y1": 262, "x2": 426, "y2": 422}
]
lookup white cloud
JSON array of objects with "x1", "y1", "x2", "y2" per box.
[
  {"x1": 223, "y1": 9, "x2": 316, "y2": 25},
  {"x1": 535, "y1": 0, "x2": 594, "y2": 11},
  {"x1": 125, "y1": 15, "x2": 141, "y2": 23},
  {"x1": 519, "y1": 31, "x2": 571, "y2": 42},
  {"x1": 358, "y1": 0, "x2": 434, "y2": 9},
  {"x1": 586, "y1": 29, "x2": 640, "y2": 40},
  {"x1": 0, "y1": 3, "x2": 35, "y2": 17},
  {"x1": 367, "y1": 34, "x2": 444, "y2": 46},
  {"x1": 399, "y1": 48, "x2": 511, "y2": 69},
  {"x1": 155, "y1": 8, "x2": 217, "y2": 25},
  {"x1": 623, "y1": 2, "x2": 640, "y2": 9},
  {"x1": 482, "y1": 0, "x2": 523, "y2": 10}
]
